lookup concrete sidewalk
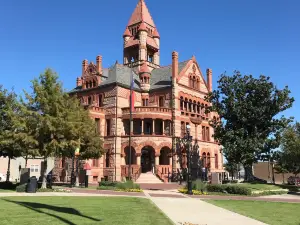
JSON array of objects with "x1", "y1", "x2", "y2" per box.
[{"x1": 145, "y1": 193, "x2": 267, "y2": 225}]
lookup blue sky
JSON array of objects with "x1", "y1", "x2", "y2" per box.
[{"x1": 0, "y1": 0, "x2": 299, "y2": 120}]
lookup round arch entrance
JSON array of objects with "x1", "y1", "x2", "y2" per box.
[{"x1": 141, "y1": 146, "x2": 155, "y2": 173}]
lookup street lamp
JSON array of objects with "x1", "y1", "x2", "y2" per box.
[{"x1": 185, "y1": 124, "x2": 193, "y2": 195}]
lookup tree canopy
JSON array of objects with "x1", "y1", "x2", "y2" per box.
[
  {"x1": 24, "y1": 68, "x2": 104, "y2": 188},
  {"x1": 206, "y1": 71, "x2": 294, "y2": 181},
  {"x1": 277, "y1": 123, "x2": 300, "y2": 177}
]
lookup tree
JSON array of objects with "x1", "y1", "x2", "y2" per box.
[
  {"x1": 206, "y1": 71, "x2": 294, "y2": 181},
  {"x1": 25, "y1": 69, "x2": 104, "y2": 188},
  {"x1": 224, "y1": 159, "x2": 240, "y2": 180},
  {"x1": 278, "y1": 123, "x2": 300, "y2": 179}
]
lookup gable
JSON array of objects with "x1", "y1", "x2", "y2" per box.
[{"x1": 177, "y1": 59, "x2": 208, "y2": 93}]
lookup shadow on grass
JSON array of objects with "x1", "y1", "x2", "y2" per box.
[{"x1": 4, "y1": 199, "x2": 101, "y2": 225}]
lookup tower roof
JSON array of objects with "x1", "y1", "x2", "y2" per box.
[
  {"x1": 123, "y1": 27, "x2": 131, "y2": 37},
  {"x1": 138, "y1": 22, "x2": 148, "y2": 31},
  {"x1": 127, "y1": 0, "x2": 155, "y2": 27},
  {"x1": 139, "y1": 62, "x2": 150, "y2": 74}
]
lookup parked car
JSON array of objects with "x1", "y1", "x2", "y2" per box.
[
  {"x1": 0, "y1": 173, "x2": 5, "y2": 181},
  {"x1": 287, "y1": 176, "x2": 300, "y2": 185}
]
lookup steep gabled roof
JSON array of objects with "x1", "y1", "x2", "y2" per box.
[
  {"x1": 127, "y1": 0, "x2": 156, "y2": 27},
  {"x1": 150, "y1": 60, "x2": 189, "y2": 90}
]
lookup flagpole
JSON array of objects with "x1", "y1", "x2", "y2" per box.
[{"x1": 128, "y1": 59, "x2": 133, "y2": 180}]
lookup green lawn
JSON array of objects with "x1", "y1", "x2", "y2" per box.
[
  {"x1": 0, "y1": 197, "x2": 173, "y2": 225},
  {"x1": 206, "y1": 200, "x2": 300, "y2": 225},
  {"x1": 0, "y1": 189, "x2": 14, "y2": 192}
]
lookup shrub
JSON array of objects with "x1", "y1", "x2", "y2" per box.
[
  {"x1": 0, "y1": 182, "x2": 18, "y2": 190},
  {"x1": 99, "y1": 181, "x2": 118, "y2": 187},
  {"x1": 178, "y1": 189, "x2": 208, "y2": 195},
  {"x1": 97, "y1": 186, "x2": 116, "y2": 190},
  {"x1": 207, "y1": 184, "x2": 251, "y2": 195},
  {"x1": 115, "y1": 180, "x2": 140, "y2": 190},
  {"x1": 16, "y1": 183, "x2": 27, "y2": 192},
  {"x1": 190, "y1": 179, "x2": 207, "y2": 192}
]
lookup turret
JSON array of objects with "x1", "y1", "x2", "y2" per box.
[{"x1": 139, "y1": 61, "x2": 151, "y2": 91}]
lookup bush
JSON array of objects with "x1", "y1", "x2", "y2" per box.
[
  {"x1": 222, "y1": 180, "x2": 238, "y2": 184},
  {"x1": 16, "y1": 183, "x2": 27, "y2": 192},
  {"x1": 99, "y1": 181, "x2": 118, "y2": 187},
  {"x1": 0, "y1": 182, "x2": 18, "y2": 190},
  {"x1": 97, "y1": 186, "x2": 116, "y2": 190},
  {"x1": 115, "y1": 180, "x2": 140, "y2": 190},
  {"x1": 190, "y1": 179, "x2": 207, "y2": 192},
  {"x1": 207, "y1": 184, "x2": 252, "y2": 195}
]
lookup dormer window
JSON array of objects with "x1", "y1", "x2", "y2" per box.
[{"x1": 148, "y1": 54, "x2": 153, "y2": 63}]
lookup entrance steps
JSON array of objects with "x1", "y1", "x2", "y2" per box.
[{"x1": 136, "y1": 172, "x2": 163, "y2": 184}]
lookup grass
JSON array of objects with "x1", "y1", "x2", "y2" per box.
[
  {"x1": 206, "y1": 200, "x2": 300, "y2": 225},
  {"x1": 0, "y1": 189, "x2": 14, "y2": 192},
  {"x1": 0, "y1": 197, "x2": 172, "y2": 225}
]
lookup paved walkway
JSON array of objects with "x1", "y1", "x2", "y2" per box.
[{"x1": 147, "y1": 195, "x2": 267, "y2": 225}]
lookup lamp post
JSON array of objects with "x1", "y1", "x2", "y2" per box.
[{"x1": 186, "y1": 124, "x2": 193, "y2": 195}]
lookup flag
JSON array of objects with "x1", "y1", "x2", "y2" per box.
[{"x1": 130, "y1": 71, "x2": 135, "y2": 112}]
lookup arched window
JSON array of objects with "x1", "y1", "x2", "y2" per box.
[
  {"x1": 93, "y1": 80, "x2": 96, "y2": 87},
  {"x1": 88, "y1": 96, "x2": 92, "y2": 105},
  {"x1": 99, "y1": 94, "x2": 103, "y2": 107},
  {"x1": 86, "y1": 82, "x2": 89, "y2": 88},
  {"x1": 215, "y1": 153, "x2": 218, "y2": 169},
  {"x1": 207, "y1": 153, "x2": 211, "y2": 168},
  {"x1": 184, "y1": 98, "x2": 188, "y2": 111},
  {"x1": 192, "y1": 76, "x2": 196, "y2": 88},
  {"x1": 105, "y1": 152, "x2": 110, "y2": 168},
  {"x1": 197, "y1": 102, "x2": 200, "y2": 114},
  {"x1": 181, "y1": 121, "x2": 185, "y2": 137},
  {"x1": 180, "y1": 97, "x2": 184, "y2": 110},
  {"x1": 89, "y1": 81, "x2": 92, "y2": 88},
  {"x1": 189, "y1": 76, "x2": 192, "y2": 87},
  {"x1": 189, "y1": 100, "x2": 192, "y2": 112},
  {"x1": 201, "y1": 103, "x2": 204, "y2": 115},
  {"x1": 202, "y1": 152, "x2": 207, "y2": 167},
  {"x1": 193, "y1": 100, "x2": 196, "y2": 113}
]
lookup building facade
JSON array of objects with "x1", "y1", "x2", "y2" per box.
[{"x1": 53, "y1": 0, "x2": 224, "y2": 183}]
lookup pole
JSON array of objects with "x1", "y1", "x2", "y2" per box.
[
  {"x1": 128, "y1": 60, "x2": 133, "y2": 180},
  {"x1": 171, "y1": 72, "x2": 176, "y2": 181},
  {"x1": 187, "y1": 129, "x2": 193, "y2": 195}
]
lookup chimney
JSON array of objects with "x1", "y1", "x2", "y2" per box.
[
  {"x1": 82, "y1": 59, "x2": 88, "y2": 76},
  {"x1": 206, "y1": 68, "x2": 212, "y2": 92},
  {"x1": 172, "y1": 51, "x2": 179, "y2": 79},
  {"x1": 96, "y1": 55, "x2": 102, "y2": 74},
  {"x1": 76, "y1": 77, "x2": 82, "y2": 87}
]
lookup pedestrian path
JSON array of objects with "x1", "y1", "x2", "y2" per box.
[{"x1": 145, "y1": 192, "x2": 267, "y2": 225}]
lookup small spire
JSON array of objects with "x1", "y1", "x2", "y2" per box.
[
  {"x1": 123, "y1": 27, "x2": 131, "y2": 37},
  {"x1": 153, "y1": 28, "x2": 160, "y2": 38}
]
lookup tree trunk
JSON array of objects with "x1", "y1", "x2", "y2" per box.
[
  {"x1": 41, "y1": 157, "x2": 48, "y2": 189},
  {"x1": 244, "y1": 164, "x2": 254, "y2": 182},
  {"x1": 271, "y1": 163, "x2": 275, "y2": 184},
  {"x1": 25, "y1": 155, "x2": 28, "y2": 168},
  {"x1": 6, "y1": 156, "x2": 11, "y2": 182},
  {"x1": 282, "y1": 173, "x2": 285, "y2": 184}
]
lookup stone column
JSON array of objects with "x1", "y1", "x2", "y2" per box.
[
  {"x1": 137, "y1": 154, "x2": 141, "y2": 165},
  {"x1": 155, "y1": 153, "x2": 160, "y2": 166},
  {"x1": 141, "y1": 119, "x2": 144, "y2": 135},
  {"x1": 121, "y1": 156, "x2": 125, "y2": 165},
  {"x1": 162, "y1": 120, "x2": 165, "y2": 135},
  {"x1": 130, "y1": 119, "x2": 133, "y2": 135},
  {"x1": 152, "y1": 119, "x2": 155, "y2": 135},
  {"x1": 169, "y1": 156, "x2": 172, "y2": 165}
]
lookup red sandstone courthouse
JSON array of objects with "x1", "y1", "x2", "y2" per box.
[{"x1": 54, "y1": 0, "x2": 224, "y2": 183}]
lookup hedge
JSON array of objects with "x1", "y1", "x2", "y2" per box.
[{"x1": 207, "y1": 184, "x2": 252, "y2": 195}]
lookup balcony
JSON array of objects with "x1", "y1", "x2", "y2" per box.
[{"x1": 122, "y1": 107, "x2": 172, "y2": 120}]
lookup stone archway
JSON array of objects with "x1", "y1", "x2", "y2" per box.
[
  {"x1": 159, "y1": 147, "x2": 171, "y2": 165},
  {"x1": 124, "y1": 146, "x2": 137, "y2": 165},
  {"x1": 140, "y1": 146, "x2": 155, "y2": 173}
]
